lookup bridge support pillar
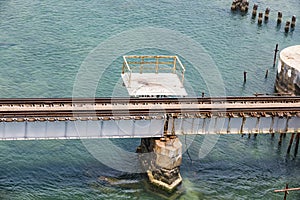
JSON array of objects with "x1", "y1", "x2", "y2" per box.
[{"x1": 137, "y1": 136, "x2": 182, "y2": 192}]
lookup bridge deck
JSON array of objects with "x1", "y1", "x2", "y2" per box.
[
  {"x1": 0, "y1": 97, "x2": 299, "y2": 140},
  {"x1": 121, "y1": 73, "x2": 187, "y2": 97},
  {"x1": 0, "y1": 97, "x2": 300, "y2": 118}
]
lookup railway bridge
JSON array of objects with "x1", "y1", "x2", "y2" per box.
[
  {"x1": 1, "y1": 96, "x2": 300, "y2": 191},
  {"x1": 0, "y1": 96, "x2": 299, "y2": 139},
  {"x1": 2, "y1": 54, "x2": 300, "y2": 193}
]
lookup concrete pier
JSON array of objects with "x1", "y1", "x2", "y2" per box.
[
  {"x1": 137, "y1": 137, "x2": 183, "y2": 192},
  {"x1": 275, "y1": 45, "x2": 300, "y2": 95}
]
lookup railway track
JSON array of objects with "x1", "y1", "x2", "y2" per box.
[
  {"x1": 0, "y1": 96, "x2": 299, "y2": 119},
  {"x1": 0, "y1": 96, "x2": 299, "y2": 104}
]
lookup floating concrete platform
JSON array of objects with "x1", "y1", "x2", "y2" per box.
[
  {"x1": 121, "y1": 73, "x2": 187, "y2": 97},
  {"x1": 121, "y1": 55, "x2": 187, "y2": 97}
]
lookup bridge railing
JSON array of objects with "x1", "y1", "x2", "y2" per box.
[{"x1": 121, "y1": 55, "x2": 186, "y2": 87}]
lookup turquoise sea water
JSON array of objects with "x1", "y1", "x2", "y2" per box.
[{"x1": 0, "y1": 0, "x2": 300, "y2": 199}]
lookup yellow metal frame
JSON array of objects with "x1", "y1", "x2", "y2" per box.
[{"x1": 122, "y1": 55, "x2": 186, "y2": 87}]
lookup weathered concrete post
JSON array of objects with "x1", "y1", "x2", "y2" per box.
[
  {"x1": 231, "y1": 0, "x2": 237, "y2": 11},
  {"x1": 291, "y1": 15, "x2": 296, "y2": 29},
  {"x1": 284, "y1": 21, "x2": 290, "y2": 33},
  {"x1": 252, "y1": 4, "x2": 258, "y2": 18},
  {"x1": 240, "y1": 0, "x2": 248, "y2": 12},
  {"x1": 258, "y1": 12, "x2": 263, "y2": 25},
  {"x1": 137, "y1": 114, "x2": 183, "y2": 192},
  {"x1": 264, "y1": 7, "x2": 270, "y2": 22},
  {"x1": 277, "y1": 12, "x2": 283, "y2": 24},
  {"x1": 231, "y1": 0, "x2": 248, "y2": 12}
]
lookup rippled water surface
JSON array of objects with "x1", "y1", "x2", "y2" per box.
[{"x1": 0, "y1": 0, "x2": 300, "y2": 199}]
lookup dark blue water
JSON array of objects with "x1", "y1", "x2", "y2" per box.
[{"x1": 0, "y1": 0, "x2": 300, "y2": 199}]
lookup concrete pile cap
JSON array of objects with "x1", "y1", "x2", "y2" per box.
[
  {"x1": 280, "y1": 45, "x2": 300, "y2": 71},
  {"x1": 154, "y1": 138, "x2": 182, "y2": 156}
]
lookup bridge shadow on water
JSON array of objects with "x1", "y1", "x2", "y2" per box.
[{"x1": 0, "y1": 134, "x2": 299, "y2": 199}]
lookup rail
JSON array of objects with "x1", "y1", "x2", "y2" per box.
[
  {"x1": 0, "y1": 96, "x2": 299, "y2": 104},
  {"x1": 0, "y1": 96, "x2": 300, "y2": 120},
  {"x1": 1, "y1": 96, "x2": 300, "y2": 140}
]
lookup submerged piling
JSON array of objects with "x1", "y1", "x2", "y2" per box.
[
  {"x1": 258, "y1": 12, "x2": 263, "y2": 24},
  {"x1": 240, "y1": 0, "x2": 249, "y2": 12},
  {"x1": 287, "y1": 133, "x2": 295, "y2": 154},
  {"x1": 295, "y1": 133, "x2": 299, "y2": 156},
  {"x1": 264, "y1": 7, "x2": 270, "y2": 22},
  {"x1": 231, "y1": 0, "x2": 237, "y2": 11},
  {"x1": 285, "y1": 21, "x2": 290, "y2": 33},
  {"x1": 265, "y1": 69, "x2": 269, "y2": 78},
  {"x1": 252, "y1": 4, "x2": 258, "y2": 18},
  {"x1": 273, "y1": 44, "x2": 279, "y2": 68},
  {"x1": 277, "y1": 12, "x2": 283, "y2": 24},
  {"x1": 231, "y1": 0, "x2": 249, "y2": 12},
  {"x1": 278, "y1": 133, "x2": 284, "y2": 146},
  {"x1": 291, "y1": 15, "x2": 296, "y2": 29}
]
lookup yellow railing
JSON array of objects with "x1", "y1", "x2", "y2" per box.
[{"x1": 122, "y1": 55, "x2": 185, "y2": 87}]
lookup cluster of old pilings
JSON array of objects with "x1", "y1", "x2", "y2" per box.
[
  {"x1": 137, "y1": 136, "x2": 182, "y2": 192},
  {"x1": 251, "y1": 4, "x2": 297, "y2": 33},
  {"x1": 283, "y1": 15, "x2": 297, "y2": 33},
  {"x1": 254, "y1": 7, "x2": 270, "y2": 25},
  {"x1": 231, "y1": 0, "x2": 249, "y2": 12},
  {"x1": 251, "y1": 5, "x2": 270, "y2": 24},
  {"x1": 231, "y1": 1, "x2": 297, "y2": 33}
]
